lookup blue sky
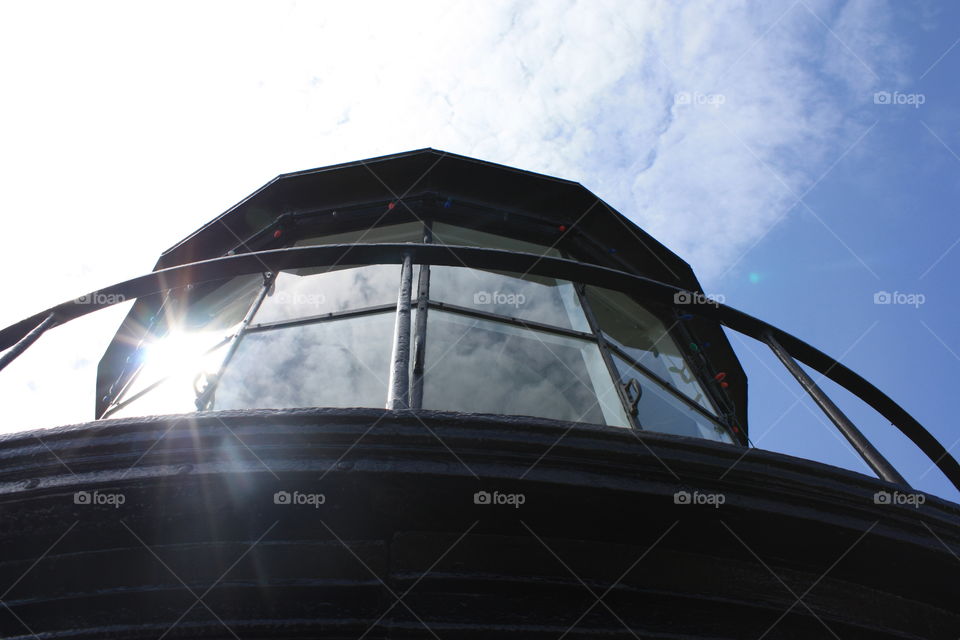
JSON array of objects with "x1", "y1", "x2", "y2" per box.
[
  {"x1": 0, "y1": 0, "x2": 957, "y2": 501},
  {"x1": 718, "y1": 1, "x2": 960, "y2": 502}
]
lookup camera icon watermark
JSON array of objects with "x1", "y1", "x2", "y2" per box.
[
  {"x1": 873, "y1": 490, "x2": 925, "y2": 509},
  {"x1": 673, "y1": 489, "x2": 725, "y2": 508},
  {"x1": 674, "y1": 91, "x2": 725, "y2": 107},
  {"x1": 473, "y1": 290, "x2": 526, "y2": 308},
  {"x1": 274, "y1": 291, "x2": 326, "y2": 307},
  {"x1": 73, "y1": 292, "x2": 126, "y2": 305},
  {"x1": 873, "y1": 91, "x2": 925, "y2": 108},
  {"x1": 873, "y1": 291, "x2": 925, "y2": 308},
  {"x1": 673, "y1": 291, "x2": 725, "y2": 307},
  {"x1": 473, "y1": 490, "x2": 525, "y2": 509},
  {"x1": 74, "y1": 490, "x2": 126, "y2": 508},
  {"x1": 274, "y1": 490, "x2": 326, "y2": 508}
]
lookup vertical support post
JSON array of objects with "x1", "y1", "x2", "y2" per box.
[
  {"x1": 387, "y1": 252, "x2": 414, "y2": 410},
  {"x1": 763, "y1": 331, "x2": 909, "y2": 487},
  {"x1": 410, "y1": 223, "x2": 432, "y2": 409},
  {"x1": 0, "y1": 313, "x2": 57, "y2": 373}
]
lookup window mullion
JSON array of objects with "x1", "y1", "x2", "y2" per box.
[
  {"x1": 195, "y1": 271, "x2": 276, "y2": 410},
  {"x1": 575, "y1": 282, "x2": 642, "y2": 431}
]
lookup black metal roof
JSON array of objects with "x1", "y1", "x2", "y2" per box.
[{"x1": 158, "y1": 148, "x2": 693, "y2": 285}]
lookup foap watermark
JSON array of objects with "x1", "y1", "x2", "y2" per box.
[
  {"x1": 273, "y1": 291, "x2": 326, "y2": 307},
  {"x1": 473, "y1": 490, "x2": 525, "y2": 509},
  {"x1": 673, "y1": 489, "x2": 725, "y2": 508},
  {"x1": 473, "y1": 291, "x2": 526, "y2": 308},
  {"x1": 674, "y1": 91, "x2": 725, "y2": 107},
  {"x1": 873, "y1": 291, "x2": 925, "y2": 308},
  {"x1": 674, "y1": 291, "x2": 725, "y2": 307},
  {"x1": 74, "y1": 292, "x2": 126, "y2": 305},
  {"x1": 874, "y1": 490, "x2": 925, "y2": 509},
  {"x1": 74, "y1": 490, "x2": 125, "y2": 508},
  {"x1": 274, "y1": 490, "x2": 326, "y2": 508},
  {"x1": 873, "y1": 91, "x2": 925, "y2": 108}
]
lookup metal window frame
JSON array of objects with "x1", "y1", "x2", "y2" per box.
[
  {"x1": 605, "y1": 343, "x2": 735, "y2": 439},
  {"x1": 246, "y1": 303, "x2": 400, "y2": 333},
  {"x1": 575, "y1": 282, "x2": 642, "y2": 430},
  {"x1": 105, "y1": 239, "x2": 738, "y2": 436},
  {"x1": 412, "y1": 220, "x2": 714, "y2": 428},
  {"x1": 3, "y1": 242, "x2": 955, "y2": 491},
  {"x1": 100, "y1": 333, "x2": 235, "y2": 419},
  {"x1": 605, "y1": 342, "x2": 726, "y2": 426},
  {"x1": 102, "y1": 290, "x2": 174, "y2": 408},
  {"x1": 194, "y1": 272, "x2": 277, "y2": 410}
]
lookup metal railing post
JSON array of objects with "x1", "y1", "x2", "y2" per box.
[{"x1": 763, "y1": 331, "x2": 908, "y2": 486}]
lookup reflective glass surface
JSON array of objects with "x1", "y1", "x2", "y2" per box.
[
  {"x1": 585, "y1": 285, "x2": 715, "y2": 414},
  {"x1": 254, "y1": 265, "x2": 400, "y2": 324},
  {"x1": 430, "y1": 266, "x2": 590, "y2": 332},
  {"x1": 108, "y1": 342, "x2": 230, "y2": 418},
  {"x1": 612, "y1": 354, "x2": 733, "y2": 443},
  {"x1": 432, "y1": 222, "x2": 560, "y2": 257},
  {"x1": 212, "y1": 312, "x2": 394, "y2": 410},
  {"x1": 421, "y1": 310, "x2": 628, "y2": 427},
  {"x1": 111, "y1": 275, "x2": 263, "y2": 409},
  {"x1": 98, "y1": 220, "x2": 737, "y2": 446},
  {"x1": 176, "y1": 275, "x2": 264, "y2": 332}
]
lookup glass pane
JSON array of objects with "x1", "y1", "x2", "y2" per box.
[
  {"x1": 422, "y1": 310, "x2": 628, "y2": 427},
  {"x1": 585, "y1": 285, "x2": 716, "y2": 414},
  {"x1": 432, "y1": 222, "x2": 560, "y2": 257},
  {"x1": 612, "y1": 354, "x2": 733, "y2": 443},
  {"x1": 430, "y1": 266, "x2": 591, "y2": 332},
  {"x1": 255, "y1": 265, "x2": 400, "y2": 324},
  {"x1": 110, "y1": 275, "x2": 263, "y2": 407},
  {"x1": 295, "y1": 221, "x2": 424, "y2": 247},
  {"x1": 212, "y1": 312, "x2": 395, "y2": 410},
  {"x1": 179, "y1": 275, "x2": 264, "y2": 333},
  {"x1": 107, "y1": 342, "x2": 230, "y2": 418}
]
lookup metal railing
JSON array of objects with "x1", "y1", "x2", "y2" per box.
[{"x1": 1, "y1": 243, "x2": 956, "y2": 491}]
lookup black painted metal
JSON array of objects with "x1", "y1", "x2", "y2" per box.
[
  {"x1": 574, "y1": 282, "x2": 641, "y2": 430},
  {"x1": 426, "y1": 300, "x2": 596, "y2": 342},
  {"x1": 246, "y1": 302, "x2": 399, "y2": 333},
  {"x1": 764, "y1": 331, "x2": 909, "y2": 486},
  {"x1": 1, "y1": 243, "x2": 954, "y2": 492},
  {"x1": 0, "y1": 409, "x2": 957, "y2": 638},
  {"x1": 0, "y1": 312, "x2": 56, "y2": 373},
  {"x1": 100, "y1": 335, "x2": 235, "y2": 419},
  {"x1": 604, "y1": 341, "x2": 729, "y2": 429},
  {"x1": 101, "y1": 290, "x2": 174, "y2": 410},
  {"x1": 139, "y1": 148, "x2": 747, "y2": 441}
]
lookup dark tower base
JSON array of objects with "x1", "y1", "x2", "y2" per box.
[{"x1": 1, "y1": 409, "x2": 957, "y2": 639}]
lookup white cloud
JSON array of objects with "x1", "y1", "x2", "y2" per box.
[{"x1": 0, "y1": 0, "x2": 904, "y2": 431}]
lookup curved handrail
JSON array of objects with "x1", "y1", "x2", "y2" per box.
[{"x1": 2, "y1": 243, "x2": 958, "y2": 491}]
